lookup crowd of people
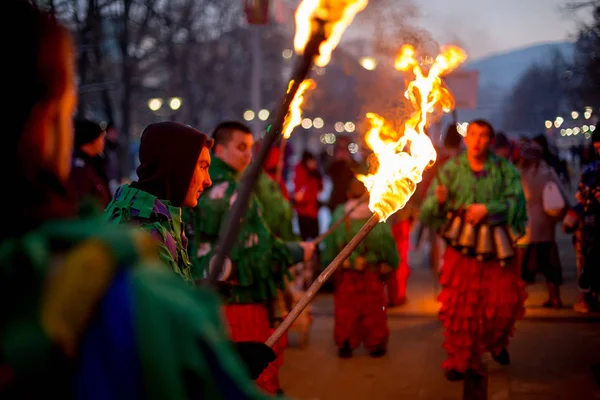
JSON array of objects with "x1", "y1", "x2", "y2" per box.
[{"x1": 3, "y1": 1, "x2": 600, "y2": 398}]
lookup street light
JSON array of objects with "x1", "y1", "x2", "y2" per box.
[
  {"x1": 243, "y1": 110, "x2": 255, "y2": 121},
  {"x1": 169, "y1": 97, "x2": 182, "y2": 111},
  {"x1": 301, "y1": 118, "x2": 312, "y2": 129},
  {"x1": 313, "y1": 117, "x2": 324, "y2": 129},
  {"x1": 544, "y1": 120, "x2": 552, "y2": 129},
  {"x1": 572, "y1": 111, "x2": 579, "y2": 119},
  {"x1": 148, "y1": 98, "x2": 162, "y2": 111},
  {"x1": 258, "y1": 109, "x2": 270, "y2": 121}
]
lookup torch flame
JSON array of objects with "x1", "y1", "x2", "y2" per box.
[
  {"x1": 283, "y1": 79, "x2": 316, "y2": 139},
  {"x1": 358, "y1": 45, "x2": 467, "y2": 221},
  {"x1": 295, "y1": 0, "x2": 368, "y2": 67}
]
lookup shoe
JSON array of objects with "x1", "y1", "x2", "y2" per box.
[
  {"x1": 491, "y1": 348, "x2": 510, "y2": 366},
  {"x1": 573, "y1": 301, "x2": 590, "y2": 313},
  {"x1": 338, "y1": 341, "x2": 353, "y2": 358},
  {"x1": 444, "y1": 369, "x2": 466, "y2": 381},
  {"x1": 338, "y1": 347, "x2": 353, "y2": 358},
  {"x1": 369, "y1": 346, "x2": 387, "y2": 358},
  {"x1": 542, "y1": 299, "x2": 563, "y2": 309}
]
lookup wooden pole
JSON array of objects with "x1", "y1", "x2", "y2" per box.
[{"x1": 207, "y1": 22, "x2": 326, "y2": 283}]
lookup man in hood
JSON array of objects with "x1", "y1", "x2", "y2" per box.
[{"x1": 103, "y1": 121, "x2": 213, "y2": 283}]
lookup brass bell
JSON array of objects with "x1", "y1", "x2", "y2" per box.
[
  {"x1": 475, "y1": 223, "x2": 494, "y2": 261},
  {"x1": 493, "y1": 225, "x2": 515, "y2": 263},
  {"x1": 457, "y1": 221, "x2": 476, "y2": 254},
  {"x1": 442, "y1": 213, "x2": 463, "y2": 246}
]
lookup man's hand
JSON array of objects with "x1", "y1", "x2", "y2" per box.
[
  {"x1": 465, "y1": 204, "x2": 488, "y2": 225},
  {"x1": 299, "y1": 241, "x2": 316, "y2": 262},
  {"x1": 435, "y1": 185, "x2": 448, "y2": 204}
]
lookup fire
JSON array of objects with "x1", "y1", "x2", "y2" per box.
[
  {"x1": 358, "y1": 45, "x2": 467, "y2": 221},
  {"x1": 283, "y1": 79, "x2": 316, "y2": 139},
  {"x1": 294, "y1": 0, "x2": 368, "y2": 67}
]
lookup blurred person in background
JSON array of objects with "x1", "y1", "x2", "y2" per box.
[
  {"x1": 565, "y1": 130, "x2": 600, "y2": 313},
  {"x1": 70, "y1": 118, "x2": 111, "y2": 211},
  {"x1": 326, "y1": 137, "x2": 358, "y2": 213},
  {"x1": 322, "y1": 178, "x2": 399, "y2": 359},
  {"x1": 516, "y1": 141, "x2": 568, "y2": 309},
  {"x1": 293, "y1": 151, "x2": 323, "y2": 241}
]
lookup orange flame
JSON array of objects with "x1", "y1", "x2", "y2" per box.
[
  {"x1": 358, "y1": 45, "x2": 467, "y2": 221},
  {"x1": 294, "y1": 0, "x2": 368, "y2": 67},
  {"x1": 283, "y1": 79, "x2": 316, "y2": 139}
]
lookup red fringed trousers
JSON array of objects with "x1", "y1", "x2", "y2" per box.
[
  {"x1": 224, "y1": 303, "x2": 285, "y2": 394},
  {"x1": 334, "y1": 269, "x2": 389, "y2": 352},
  {"x1": 388, "y1": 220, "x2": 411, "y2": 305},
  {"x1": 438, "y1": 247, "x2": 527, "y2": 373}
]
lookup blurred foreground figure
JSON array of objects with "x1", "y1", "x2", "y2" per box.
[
  {"x1": 0, "y1": 1, "x2": 275, "y2": 398},
  {"x1": 420, "y1": 120, "x2": 528, "y2": 381}
]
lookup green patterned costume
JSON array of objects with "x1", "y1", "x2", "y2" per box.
[
  {"x1": 102, "y1": 184, "x2": 194, "y2": 283},
  {"x1": 420, "y1": 152, "x2": 527, "y2": 234},
  {"x1": 187, "y1": 157, "x2": 303, "y2": 304},
  {"x1": 321, "y1": 202, "x2": 400, "y2": 269},
  {"x1": 255, "y1": 172, "x2": 297, "y2": 241},
  {"x1": 0, "y1": 218, "x2": 273, "y2": 399}
]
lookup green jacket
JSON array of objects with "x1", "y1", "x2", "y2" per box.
[
  {"x1": 0, "y1": 218, "x2": 273, "y2": 399},
  {"x1": 255, "y1": 172, "x2": 297, "y2": 241},
  {"x1": 322, "y1": 200, "x2": 400, "y2": 269},
  {"x1": 420, "y1": 152, "x2": 527, "y2": 233},
  {"x1": 187, "y1": 157, "x2": 304, "y2": 304},
  {"x1": 102, "y1": 184, "x2": 194, "y2": 283}
]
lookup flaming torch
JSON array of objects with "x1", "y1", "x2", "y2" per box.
[
  {"x1": 266, "y1": 44, "x2": 467, "y2": 347},
  {"x1": 276, "y1": 79, "x2": 317, "y2": 182},
  {"x1": 208, "y1": 0, "x2": 369, "y2": 283}
]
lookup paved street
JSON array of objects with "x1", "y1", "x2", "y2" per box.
[{"x1": 279, "y1": 222, "x2": 600, "y2": 399}]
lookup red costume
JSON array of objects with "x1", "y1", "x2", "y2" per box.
[
  {"x1": 322, "y1": 196, "x2": 399, "y2": 357},
  {"x1": 420, "y1": 152, "x2": 528, "y2": 378}
]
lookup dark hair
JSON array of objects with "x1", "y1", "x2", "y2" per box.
[
  {"x1": 211, "y1": 121, "x2": 252, "y2": 150},
  {"x1": 494, "y1": 132, "x2": 510, "y2": 149},
  {"x1": 74, "y1": 119, "x2": 105, "y2": 148},
  {"x1": 533, "y1": 134, "x2": 549, "y2": 150},
  {"x1": 301, "y1": 151, "x2": 316, "y2": 164},
  {"x1": 443, "y1": 124, "x2": 462, "y2": 149},
  {"x1": 469, "y1": 119, "x2": 495, "y2": 138}
]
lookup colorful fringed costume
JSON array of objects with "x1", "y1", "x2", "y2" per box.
[
  {"x1": 420, "y1": 152, "x2": 528, "y2": 375},
  {"x1": 187, "y1": 157, "x2": 304, "y2": 394},
  {"x1": 322, "y1": 199, "x2": 399, "y2": 356},
  {"x1": 0, "y1": 218, "x2": 273, "y2": 400},
  {"x1": 103, "y1": 184, "x2": 194, "y2": 283}
]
